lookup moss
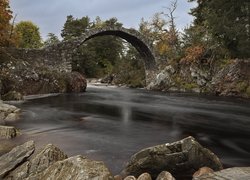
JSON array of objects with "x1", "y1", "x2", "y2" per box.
[
  {"x1": 172, "y1": 75, "x2": 183, "y2": 87},
  {"x1": 217, "y1": 58, "x2": 233, "y2": 69},
  {"x1": 236, "y1": 81, "x2": 248, "y2": 92},
  {"x1": 246, "y1": 86, "x2": 250, "y2": 97},
  {"x1": 183, "y1": 83, "x2": 199, "y2": 90},
  {"x1": 171, "y1": 74, "x2": 199, "y2": 91}
]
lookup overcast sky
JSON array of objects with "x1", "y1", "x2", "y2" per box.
[{"x1": 10, "y1": 0, "x2": 196, "y2": 40}]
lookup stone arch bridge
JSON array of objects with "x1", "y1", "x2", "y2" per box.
[{"x1": 6, "y1": 27, "x2": 159, "y2": 84}]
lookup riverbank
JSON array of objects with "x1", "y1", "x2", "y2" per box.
[
  {"x1": 1, "y1": 132, "x2": 250, "y2": 179},
  {"x1": 147, "y1": 59, "x2": 250, "y2": 99}
]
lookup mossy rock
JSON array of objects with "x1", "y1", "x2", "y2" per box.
[
  {"x1": 246, "y1": 86, "x2": 250, "y2": 98},
  {"x1": 236, "y1": 81, "x2": 248, "y2": 93},
  {"x1": 2, "y1": 91, "x2": 23, "y2": 101}
]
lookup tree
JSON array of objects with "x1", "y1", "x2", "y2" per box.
[
  {"x1": 139, "y1": 1, "x2": 181, "y2": 61},
  {"x1": 188, "y1": 0, "x2": 250, "y2": 58},
  {"x1": 15, "y1": 21, "x2": 43, "y2": 48},
  {"x1": 44, "y1": 33, "x2": 60, "y2": 46},
  {"x1": 61, "y1": 15, "x2": 91, "y2": 40},
  {"x1": 61, "y1": 16, "x2": 124, "y2": 77},
  {"x1": 0, "y1": 0, "x2": 15, "y2": 46},
  {"x1": 113, "y1": 43, "x2": 146, "y2": 87}
]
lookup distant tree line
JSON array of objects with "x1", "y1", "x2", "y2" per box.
[{"x1": 0, "y1": 0, "x2": 249, "y2": 87}]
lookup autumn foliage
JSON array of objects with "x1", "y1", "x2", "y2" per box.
[
  {"x1": 0, "y1": 0, "x2": 12, "y2": 46},
  {"x1": 181, "y1": 45, "x2": 205, "y2": 64}
]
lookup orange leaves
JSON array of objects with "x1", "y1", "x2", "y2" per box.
[
  {"x1": 0, "y1": 0, "x2": 14, "y2": 47},
  {"x1": 181, "y1": 45, "x2": 205, "y2": 64}
]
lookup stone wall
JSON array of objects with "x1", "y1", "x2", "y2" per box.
[{"x1": 2, "y1": 47, "x2": 72, "y2": 73}]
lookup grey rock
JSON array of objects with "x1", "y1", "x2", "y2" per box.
[
  {"x1": 192, "y1": 88, "x2": 201, "y2": 93},
  {"x1": 192, "y1": 167, "x2": 214, "y2": 178},
  {"x1": 137, "y1": 173, "x2": 152, "y2": 180},
  {"x1": 121, "y1": 136, "x2": 222, "y2": 179},
  {"x1": 4, "y1": 113, "x2": 19, "y2": 122},
  {"x1": 0, "y1": 114, "x2": 5, "y2": 125},
  {"x1": 211, "y1": 59, "x2": 250, "y2": 98},
  {"x1": 2, "y1": 91, "x2": 23, "y2": 101},
  {"x1": 0, "y1": 102, "x2": 20, "y2": 124},
  {"x1": 0, "y1": 102, "x2": 20, "y2": 114},
  {"x1": 164, "y1": 65, "x2": 175, "y2": 74},
  {"x1": 156, "y1": 171, "x2": 175, "y2": 180},
  {"x1": 193, "y1": 167, "x2": 250, "y2": 180},
  {"x1": 7, "y1": 144, "x2": 68, "y2": 179},
  {"x1": 114, "y1": 175, "x2": 123, "y2": 180},
  {"x1": 0, "y1": 141, "x2": 35, "y2": 179},
  {"x1": 147, "y1": 69, "x2": 172, "y2": 90},
  {"x1": 0, "y1": 141, "x2": 16, "y2": 157},
  {"x1": 28, "y1": 155, "x2": 114, "y2": 180},
  {"x1": 124, "y1": 176, "x2": 137, "y2": 180},
  {"x1": 0, "y1": 125, "x2": 18, "y2": 139}
]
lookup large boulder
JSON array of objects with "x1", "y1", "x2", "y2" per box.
[
  {"x1": 0, "y1": 141, "x2": 16, "y2": 157},
  {"x1": 156, "y1": 171, "x2": 176, "y2": 180},
  {"x1": 0, "y1": 102, "x2": 20, "y2": 125},
  {"x1": 193, "y1": 167, "x2": 250, "y2": 180},
  {"x1": 192, "y1": 167, "x2": 214, "y2": 178},
  {"x1": 211, "y1": 59, "x2": 250, "y2": 98},
  {"x1": 0, "y1": 125, "x2": 18, "y2": 139},
  {"x1": 2, "y1": 91, "x2": 24, "y2": 101},
  {"x1": 28, "y1": 155, "x2": 114, "y2": 180},
  {"x1": 0, "y1": 141, "x2": 35, "y2": 179},
  {"x1": 121, "y1": 136, "x2": 222, "y2": 179},
  {"x1": 66, "y1": 71, "x2": 87, "y2": 93},
  {"x1": 6, "y1": 144, "x2": 68, "y2": 179},
  {"x1": 147, "y1": 66, "x2": 175, "y2": 91},
  {"x1": 137, "y1": 173, "x2": 152, "y2": 180}
]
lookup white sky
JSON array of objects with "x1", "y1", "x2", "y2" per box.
[{"x1": 10, "y1": 0, "x2": 196, "y2": 40}]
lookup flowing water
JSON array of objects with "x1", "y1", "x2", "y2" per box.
[{"x1": 5, "y1": 85, "x2": 250, "y2": 174}]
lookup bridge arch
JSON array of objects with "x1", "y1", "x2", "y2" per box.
[
  {"x1": 70, "y1": 27, "x2": 158, "y2": 71},
  {"x1": 43, "y1": 27, "x2": 159, "y2": 84}
]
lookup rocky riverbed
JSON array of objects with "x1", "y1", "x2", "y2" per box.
[{"x1": 0, "y1": 136, "x2": 250, "y2": 180}]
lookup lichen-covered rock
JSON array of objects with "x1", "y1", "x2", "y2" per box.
[
  {"x1": 4, "y1": 113, "x2": 19, "y2": 122},
  {"x1": 193, "y1": 167, "x2": 250, "y2": 180},
  {"x1": 0, "y1": 140, "x2": 16, "y2": 156},
  {"x1": 147, "y1": 66, "x2": 174, "y2": 91},
  {"x1": 6, "y1": 144, "x2": 68, "y2": 179},
  {"x1": 0, "y1": 141, "x2": 35, "y2": 179},
  {"x1": 212, "y1": 59, "x2": 250, "y2": 98},
  {"x1": 192, "y1": 167, "x2": 214, "y2": 178},
  {"x1": 66, "y1": 71, "x2": 87, "y2": 93},
  {"x1": 114, "y1": 175, "x2": 123, "y2": 180},
  {"x1": 2, "y1": 91, "x2": 23, "y2": 101},
  {"x1": 28, "y1": 155, "x2": 114, "y2": 180},
  {"x1": 0, "y1": 102, "x2": 20, "y2": 124},
  {"x1": 0, "y1": 102, "x2": 20, "y2": 114},
  {"x1": 0, "y1": 125, "x2": 18, "y2": 139},
  {"x1": 137, "y1": 173, "x2": 152, "y2": 180},
  {"x1": 156, "y1": 171, "x2": 175, "y2": 180},
  {"x1": 121, "y1": 136, "x2": 222, "y2": 179},
  {"x1": 124, "y1": 176, "x2": 137, "y2": 180}
]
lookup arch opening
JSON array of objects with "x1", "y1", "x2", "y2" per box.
[{"x1": 76, "y1": 28, "x2": 157, "y2": 71}]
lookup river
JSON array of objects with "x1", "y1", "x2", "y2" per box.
[{"x1": 6, "y1": 85, "x2": 250, "y2": 175}]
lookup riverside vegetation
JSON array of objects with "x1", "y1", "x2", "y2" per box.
[{"x1": 0, "y1": 0, "x2": 250, "y2": 179}]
